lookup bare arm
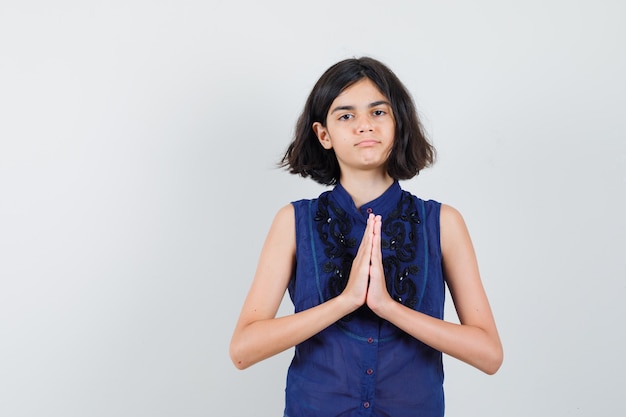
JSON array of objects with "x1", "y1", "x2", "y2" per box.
[
  {"x1": 367, "y1": 204, "x2": 503, "y2": 374},
  {"x1": 229, "y1": 205, "x2": 377, "y2": 370}
]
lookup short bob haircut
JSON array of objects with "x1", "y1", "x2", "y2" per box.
[{"x1": 280, "y1": 56, "x2": 435, "y2": 186}]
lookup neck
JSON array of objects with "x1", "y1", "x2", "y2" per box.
[{"x1": 339, "y1": 171, "x2": 395, "y2": 209}]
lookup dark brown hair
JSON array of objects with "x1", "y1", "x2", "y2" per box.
[{"x1": 280, "y1": 57, "x2": 435, "y2": 186}]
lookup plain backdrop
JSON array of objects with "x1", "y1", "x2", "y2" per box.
[{"x1": 1, "y1": 1, "x2": 625, "y2": 416}]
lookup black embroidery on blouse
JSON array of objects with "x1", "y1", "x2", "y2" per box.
[
  {"x1": 314, "y1": 193, "x2": 357, "y2": 301},
  {"x1": 381, "y1": 192, "x2": 421, "y2": 309},
  {"x1": 315, "y1": 191, "x2": 422, "y2": 312}
]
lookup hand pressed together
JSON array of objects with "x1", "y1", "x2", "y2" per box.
[{"x1": 341, "y1": 213, "x2": 393, "y2": 314}]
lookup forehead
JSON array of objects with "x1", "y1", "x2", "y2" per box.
[{"x1": 332, "y1": 78, "x2": 388, "y2": 105}]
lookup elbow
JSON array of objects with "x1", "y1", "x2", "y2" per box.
[
  {"x1": 230, "y1": 351, "x2": 249, "y2": 370},
  {"x1": 229, "y1": 338, "x2": 253, "y2": 370},
  {"x1": 230, "y1": 356, "x2": 248, "y2": 371},
  {"x1": 232, "y1": 359, "x2": 249, "y2": 371},
  {"x1": 482, "y1": 358, "x2": 502, "y2": 375},
  {"x1": 481, "y1": 343, "x2": 504, "y2": 375}
]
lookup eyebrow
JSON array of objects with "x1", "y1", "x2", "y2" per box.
[{"x1": 330, "y1": 100, "x2": 391, "y2": 114}]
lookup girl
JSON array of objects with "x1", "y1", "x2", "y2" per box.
[{"x1": 230, "y1": 57, "x2": 503, "y2": 417}]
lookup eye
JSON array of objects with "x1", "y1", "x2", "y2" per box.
[
  {"x1": 338, "y1": 113, "x2": 353, "y2": 121},
  {"x1": 372, "y1": 109, "x2": 387, "y2": 116}
]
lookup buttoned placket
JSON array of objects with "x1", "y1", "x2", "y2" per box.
[{"x1": 359, "y1": 323, "x2": 380, "y2": 416}]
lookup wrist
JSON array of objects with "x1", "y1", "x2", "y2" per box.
[
  {"x1": 335, "y1": 292, "x2": 363, "y2": 315},
  {"x1": 370, "y1": 296, "x2": 397, "y2": 320}
]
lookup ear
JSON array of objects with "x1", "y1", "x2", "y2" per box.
[{"x1": 312, "y1": 122, "x2": 333, "y2": 150}]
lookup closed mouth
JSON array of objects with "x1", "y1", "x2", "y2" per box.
[{"x1": 355, "y1": 140, "x2": 379, "y2": 147}]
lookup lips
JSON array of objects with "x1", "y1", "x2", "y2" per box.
[{"x1": 355, "y1": 139, "x2": 379, "y2": 147}]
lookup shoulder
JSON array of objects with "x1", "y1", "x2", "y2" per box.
[
  {"x1": 291, "y1": 189, "x2": 330, "y2": 206},
  {"x1": 439, "y1": 204, "x2": 472, "y2": 254},
  {"x1": 290, "y1": 190, "x2": 332, "y2": 216},
  {"x1": 272, "y1": 203, "x2": 295, "y2": 228},
  {"x1": 261, "y1": 204, "x2": 297, "y2": 260},
  {"x1": 401, "y1": 188, "x2": 440, "y2": 208},
  {"x1": 440, "y1": 203, "x2": 464, "y2": 225},
  {"x1": 400, "y1": 190, "x2": 442, "y2": 222}
]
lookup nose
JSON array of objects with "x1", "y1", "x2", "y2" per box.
[{"x1": 357, "y1": 116, "x2": 374, "y2": 133}]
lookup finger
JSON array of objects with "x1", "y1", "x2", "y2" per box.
[
  {"x1": 356, "y1": 213, "x2": 375, "y2": 257},
  {"x1": 371, "y1": 215, "x2": 382, "y2": 258},
  {"x1": 342, "y1": 214, "x2": 375, "y2": 306},
  {"x1": 350, "y1": 214, "x2": 374, "y2": 278},
  {"x1": 369, "y1": 216, "x2": 385, "y2": 288}
]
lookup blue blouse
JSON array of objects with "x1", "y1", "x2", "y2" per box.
[{"x1": 286, "y1": 181, "x2": 446, "y2": 417}]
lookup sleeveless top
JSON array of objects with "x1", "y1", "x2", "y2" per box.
[{"x1": 285, "y1": 181, "x2": 446, "y2": 417}]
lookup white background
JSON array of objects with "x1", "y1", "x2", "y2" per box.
[{"x1": 1, "y1": 1, "x2": 625, "y2": 416}]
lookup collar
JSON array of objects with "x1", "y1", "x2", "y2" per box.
[{"x1": 331, "y1": 180, "x2": 403, "y2": 222}]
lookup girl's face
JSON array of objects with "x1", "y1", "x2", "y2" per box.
[{"x1": 313, "y1": 78, "x2": 395, "y2": 178}]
